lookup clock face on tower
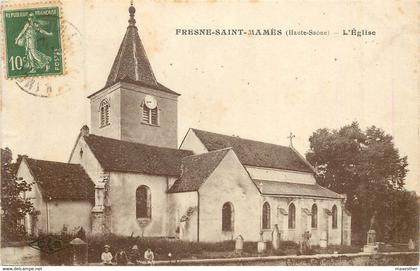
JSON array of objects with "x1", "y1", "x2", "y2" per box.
[{"x1": 144, "y1": 95, "x2": 157, "y2": 109}]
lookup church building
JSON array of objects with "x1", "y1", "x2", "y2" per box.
[{"x1": 17, "y1": 4, "x2": 351, "y2": 246}]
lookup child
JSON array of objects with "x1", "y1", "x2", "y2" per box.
[
  {"x1": 101, "y1": 245, "x2": 113, "y2": 265},
  {"x1": 144, "y1": 248, "x2": 154, "y2": 265}
]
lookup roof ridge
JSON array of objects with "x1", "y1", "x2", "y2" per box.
[{"x1": 26, "y1": 157, "x2": 80, "y2": 166}]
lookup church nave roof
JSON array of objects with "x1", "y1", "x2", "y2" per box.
[
  {"x1": 84, "y1": 134, "x2": 193, "y2": 177},
  {"x1": 191, "y1": 129, "x2": 314, "y2": 173}
]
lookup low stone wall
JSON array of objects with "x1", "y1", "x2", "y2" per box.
[
  {"x1": 1, "y1": 244, "x2": 43, "y2": 266},
  {"x1": 157, "y1": 252, "x2": 419, "y2": 266},
  {"x1": 1, "y1": 245, "x2": 418, "y2": 266}
]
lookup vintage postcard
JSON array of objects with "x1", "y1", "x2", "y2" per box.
[{"x1": 0, "y1": 0, "x2": 418, "y2": 269}]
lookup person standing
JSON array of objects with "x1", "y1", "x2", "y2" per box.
[{"x1": 101, "y1": 245, "x2": 113, "y2": 265}]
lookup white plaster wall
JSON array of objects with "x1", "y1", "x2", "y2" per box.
[
  {"x1": 199, "y1": 150, "x2": 261, "y2": 242},
  {"x1": 47, "y1": 200, "x2": 93, "y2": 234},
  {"x1": 168, "y1": 192, "x2": 198, "y2": 241},
  {"x1": 120, "y1": 84, "x2": 178, "y2": 148},
  {"x1": 17, "y1": 160, "x2": 93, "y2": 236},
  {"x1": 89, "y1": 85, "x2": 122, "y2": 140},
  {"x1": 246, "y1": 166, "x2": 316, "y2": 185},
  {"x1": 69, "y1": 136, "x2": 104, "y2": 185},
  {"x1": 261, "y1": 196, "x2": 343, "y2": 245},
  {"x1": 179, "y1": 129, "x2": 208, "y2": 154},
  {"x1": 108, "y1": 172, "x2": 169, "y2": 237},
  {"x1": 17, "y1": 160, "x2": 47, "y2": 235}
]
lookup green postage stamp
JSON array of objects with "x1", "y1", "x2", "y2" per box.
[{"x1": 3, "y1": 6, "x2": 63, "y2": 78}]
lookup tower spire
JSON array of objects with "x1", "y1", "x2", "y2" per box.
[{"x1": 105, "y1": 2, "x2": 158, "y2": 87}]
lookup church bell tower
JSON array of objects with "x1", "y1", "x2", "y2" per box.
[{"x1": 87, "y1": 3, "x2": 179, "y2": 149}]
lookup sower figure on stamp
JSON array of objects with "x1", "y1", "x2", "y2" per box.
[{"x1": 14, "y1": 12, "x2": 52, "y2": 73}]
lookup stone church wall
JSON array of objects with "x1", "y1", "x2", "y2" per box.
[
  {"x1": 180, "y1": 129, "x2": 209, "y2": 154},
  {"x1": 119, "y1": 84, "x2": 178, "y2": 148},
  {"x1": 89, "y1": 84, "x2": 122, "y2": 140},
  {"x1": 69, "y1": 135, "x2": 104, "y2": 184},
  {"x1": 108, "y1": 172, "x2": 169, "y2": 237},
  {"x1": 198, "y1": 150, "x2": 261, "y2": 242},
  {"x1": 168, "y1": 191, "x2": 198, "y2": 241},
  {"x1": 262, "y1": 196, "x2": 343, "y2": 246}
]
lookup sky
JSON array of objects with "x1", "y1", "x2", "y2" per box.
[{"x1": 1, "y1": 0, "x2": 418, "y2": 191}]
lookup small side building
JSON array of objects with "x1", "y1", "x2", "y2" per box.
[{"x1": 16, "y1": 157, "x2": 95, "y2": 236}]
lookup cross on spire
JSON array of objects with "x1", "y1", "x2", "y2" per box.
[
  {"x1": 128, "y1": 1, "x2": 136, "y2": 26},
  {"x1": 287, "y1": 132, "x2": 295, "y2": 147}
]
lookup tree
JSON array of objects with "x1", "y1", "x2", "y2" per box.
[
  {"x1": 1, "y1": 148, "x2": 34, "y2": 241},
  {"x1": 306, "y1": 122, "x2": 417, "y2": 244}
]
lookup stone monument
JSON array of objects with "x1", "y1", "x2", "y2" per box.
[
  {"x1": 363, "y1": 212, "x2": 378, "y2": 253},
  {"x1": 272, "y1": 224, "x2": 281, "y2": 250},
  {"x1": 319, "y1": 231, "x2": 328, "y2": 248},
  {"x1": 69, "y1": 238, "x2": 88, "y2": 265},
  {"x1": 300, "y1": 231, "x2": 312, "y2": 255},
  {"x1": 235, "y1": 235, "x2": 244, "y2": 253},
  {"x1": 408, "y1": 239, "x2": 415, "y2": 250},
  {"x1": 257, "y1": 231, "x2": 266, "y2": 253}
]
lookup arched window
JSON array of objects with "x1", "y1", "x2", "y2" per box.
[
  {"x1": 311, "y1": 204, "x2": 318, "y2": 228},
  {"x1": 288, "y1": 203, "x2": 296, "y2": 229},
  {"x1": 222, "y1": 202, "x2": 234, "y2": 231},
  {"x1": 99, "y1": 99, "x2": 110, "y2": 127},
  {"x1": 262, "y1": 202, "x2": 271, "y2": 229},
  {"x1": 332, "y1": 205, "x2": 338, "y2": 229},
  {"x1": 136, "y1": 185, "x2": 151, "y2": 219}
]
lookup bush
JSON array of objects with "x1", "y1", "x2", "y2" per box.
[
  {"x1": 86, "y1": 234, "x2": 236, "y2": 262},
  {"x1": 38, "y1": 232, "x2": 77, "y2": 265},
  {"x1": 36, "y1": 233, "x2": 303, "y2": 264}
]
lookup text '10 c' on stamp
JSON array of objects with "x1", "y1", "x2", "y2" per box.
[{"x1": 3, "y1": 6, "x2": 63, "y2": 78}]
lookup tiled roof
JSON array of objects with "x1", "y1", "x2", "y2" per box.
[
  {"x1": 168, "y1": 149, "x2": 231, "y2": 193},
  {"x1": 100, "y1": 5, "x2": 180, "y2": 98},
  {"x1": 252, "y1": 179, "x2": 344, "y2": 199},
  {"x1": 106, "y1": 9, "x2": 157, "y2": 88},
  {"x1": 84, "y1": 135, "x2": 193, "y2": 176},
  {"x1": 191, "y1": 129, "x2": 313, "y2": 173},
  {"x1": 25, "y1": 158, "x2": 95, "y2": 201}
]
